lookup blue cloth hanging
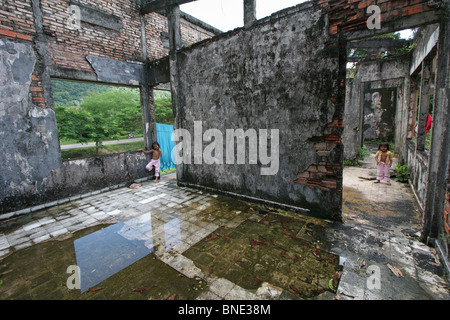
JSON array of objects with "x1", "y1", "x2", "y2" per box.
[{"x1": 155, "y1": 123, "x2": 176, "y2": 170}]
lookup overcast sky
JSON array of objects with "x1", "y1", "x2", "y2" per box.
[
  {"x1": 180, "y1": 0, "x2": 413, "y2": 38},
  {"x1": 180, "y1": 0, "x2": 306, "y2": 32}
]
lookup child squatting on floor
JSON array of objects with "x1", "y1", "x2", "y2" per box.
[{"x1": 374, "y1": 142, "x2": 393, "y2": 185}]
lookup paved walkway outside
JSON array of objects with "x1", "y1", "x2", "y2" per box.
[
  {"x1": 335, "y1": 148, "x2": 449, "y2": 300},
  {"x1": 60, "y1": 137, "x2": 144, "y2": 150},
  {"x1": 0, "y1": 150, "x2": 449, "y2": 300}
]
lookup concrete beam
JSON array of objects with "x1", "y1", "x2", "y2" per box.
[
  {"x1": 415, "y1": 59, "x2": 432, "y2": 151},
  {"x1": 147, "y1": 56, "x2": 170, "y2": 86},
  {"x1": 347, "y1": 38, "x2": 411, "y2": 50},
  {"x1": 410, "y1": 26, "x2": 439, "y2": 75},
  {"x1": 141, "y1": 0, "x2": 197, "y2": 14},
  {"x1": 86, "y1": 55, "x2": 145, "y2": 86},
  {"x1": 343, "y1": 11, "x2": 441, "y2": 41}
]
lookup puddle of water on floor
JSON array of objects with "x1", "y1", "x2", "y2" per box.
[
  {"x1": 73, "y1": 212, "x2": 190, "y2": 293},
  {"x1": 0, "y1": 222, "x2": 206, "y2": 300},
  {"x1": 74, "y1": 219, "x2": 153, "y2": 292},
  {"x1": 1, "y1": 185, "x2": 343, "y2": 300},
  {"x1": 182, "y1": 196, "x2": 343, "y2": 299}
]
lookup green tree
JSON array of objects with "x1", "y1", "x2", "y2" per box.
[
  {"x1": 55, "y1": 87, "x2": 174, "y2": 155},
  {"x1": 155, "y1": 96, "x2": 174, "y2": 124},
  {"x1": 51, "y1": 79, "x2": 115, "y2": 107},
  {"x1": 81, "y1": 88, "x2": 141, "y2": 133},
  {"x1": 55, "y1": 106, "x2": 123, "y2": 153}
]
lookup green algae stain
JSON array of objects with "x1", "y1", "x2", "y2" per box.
[{"x1": 183, "y1": 199, "x2": 342, "y2": 299}]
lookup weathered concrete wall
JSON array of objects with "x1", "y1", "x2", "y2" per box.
[
  {"x1": 0, "y1": 0, "x2": 446, "y2": 222},
  {"x1": 362, "y1": 86, "x2": 397, "y2": 141},
  {"x1": 0, "y1": 37, "x2": 60, "y2": 214},
  {"x1": 343, "y1": 77, "x2": 360, "y2": 160},
  {"x1": 0, "y1": 38, "x2": 153, "y2": 215},
  {"x1": 174, "y1": 4, "x2": 345, "y2": 220},
  {"x1": 410, "y1": 24, "x2": 440, "y2": 75},
  {"x1": 39, "y1": 152, "x2": 150, "y2": 203},
  {"x1": 407, "y1": 140, "x2": 429, "y2": 207},
  {"x1": 413, "y1": 10, "x2": 449, "y2": 255},
  {"x1": 404, "y1": 25, "x2": 439, "y2": 214},
  {"x1": 0, "y1": 0, "x2": 217, "y2": 216}
]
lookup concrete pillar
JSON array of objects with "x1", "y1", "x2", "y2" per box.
[
  {"x1": 167, "y1": 5, "x2": 184, "y2": 180},
  {"x1": 167, "y1": 4, "x2": 182, "y2": 128},
  {"x1": 415, "y1": 58, "x2": 432, "y2": 151},
  {"x1": 167, "y1": 5, "x2": 182, "y2": 52},
  {"x1": 397, "y1": 76, "x2": 411, "y2": 164},
  {"x1": 140, "y1": 85, "x2": 157, "y2": 148},
  {"x1": 244, "y1": 0, "x2": 256, "y2": 27},
  {"x1": 140, "y1": 12, "x2": 157, "y2": 147},
  {"x1": 422, "y1": 0, "x2": 450, "y2": 244}
]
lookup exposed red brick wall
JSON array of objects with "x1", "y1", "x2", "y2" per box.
[
  {"x1": 294, "y1": 121, "x2": 343, "y2": 192},
  {"x1": 181, "y1": 21, "x2": 213, "y2": 49},
  {"x1": 146, "y1": 12, "x2": 169, "y2": 61},
  {"x1": 1, "y1": 0, "x2": 215, "y2": 73},
  {"x1": 1, "y1": 0, "x2": 215, "y2": 109},
  {"x1": 145, "y1": 12, "x2": 215, "y2": 61},
  {"x1": 0, "y1": 28, "x2": 32, "y2": 41},
  {"x1": 0, "y1": 0, "x2": 36, "y2": 35},
  {"x1": 40, "y1": 0, "x2": 215, "y2": 72},
  {"x1": 30, "y1": 74, "x2": 47, "y2": 108},
  {"x1": 41, "y1": 0, "x2": 143, "y2": 72},
  {"x1": 318, "y1": 0, "x2": 438, "y2": 34}
]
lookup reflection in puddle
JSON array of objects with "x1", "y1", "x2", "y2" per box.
[
  {"x1": 164, "y1": 217, "x2": 182, "y2": 251},
  {"x1": 74, "y1": 213, "x2": 182, "y2": 292}
]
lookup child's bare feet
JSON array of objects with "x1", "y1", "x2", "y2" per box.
[
  {"x1": 386, "y1": 181, "x2": 391, "y2": 185},
  {"x1": 374, "y1": 180, "x2": 380, "y2": 183},
  {"x1": 153, "y1": 177, "x2": 159, "y2": 183}
]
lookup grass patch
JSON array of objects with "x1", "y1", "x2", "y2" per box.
[
  {"x1": 160, "y1": 168, "x2": 176, "y2": 175},
  {"x1": 344, "y1": 146, "x2": 371, "y2": 166},
  {"x1": 393, "y1": 164, "x2": 410, "y2": 182}
]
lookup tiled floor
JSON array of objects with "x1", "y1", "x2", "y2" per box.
[{"x1": 0, "y1": 161, "x2": 449, "y2": 300}]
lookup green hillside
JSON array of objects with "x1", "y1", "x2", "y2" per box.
[{"x1": 51, "y1": 79, "x2": 116, "y2": 107}]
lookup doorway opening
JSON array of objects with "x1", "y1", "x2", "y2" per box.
[{"x1": 341, "y1": 27, "x2": 430, "y2": 231}]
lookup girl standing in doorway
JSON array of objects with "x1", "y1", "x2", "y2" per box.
[{"x1": 374, "y1": 142, "x2": 393, "y2": 185}]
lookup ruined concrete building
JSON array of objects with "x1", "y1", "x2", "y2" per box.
[{"x1": 1, "y1": 0, "x2": 449, "y2": 272}]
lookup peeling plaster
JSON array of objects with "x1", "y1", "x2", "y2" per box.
[{"x1": 0, "y1": 38, "x2": 36, "y2": 118}]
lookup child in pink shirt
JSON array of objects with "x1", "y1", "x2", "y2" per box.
[{"x1": 374, "y1": 142, "x2": 393, "y2": 185}]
